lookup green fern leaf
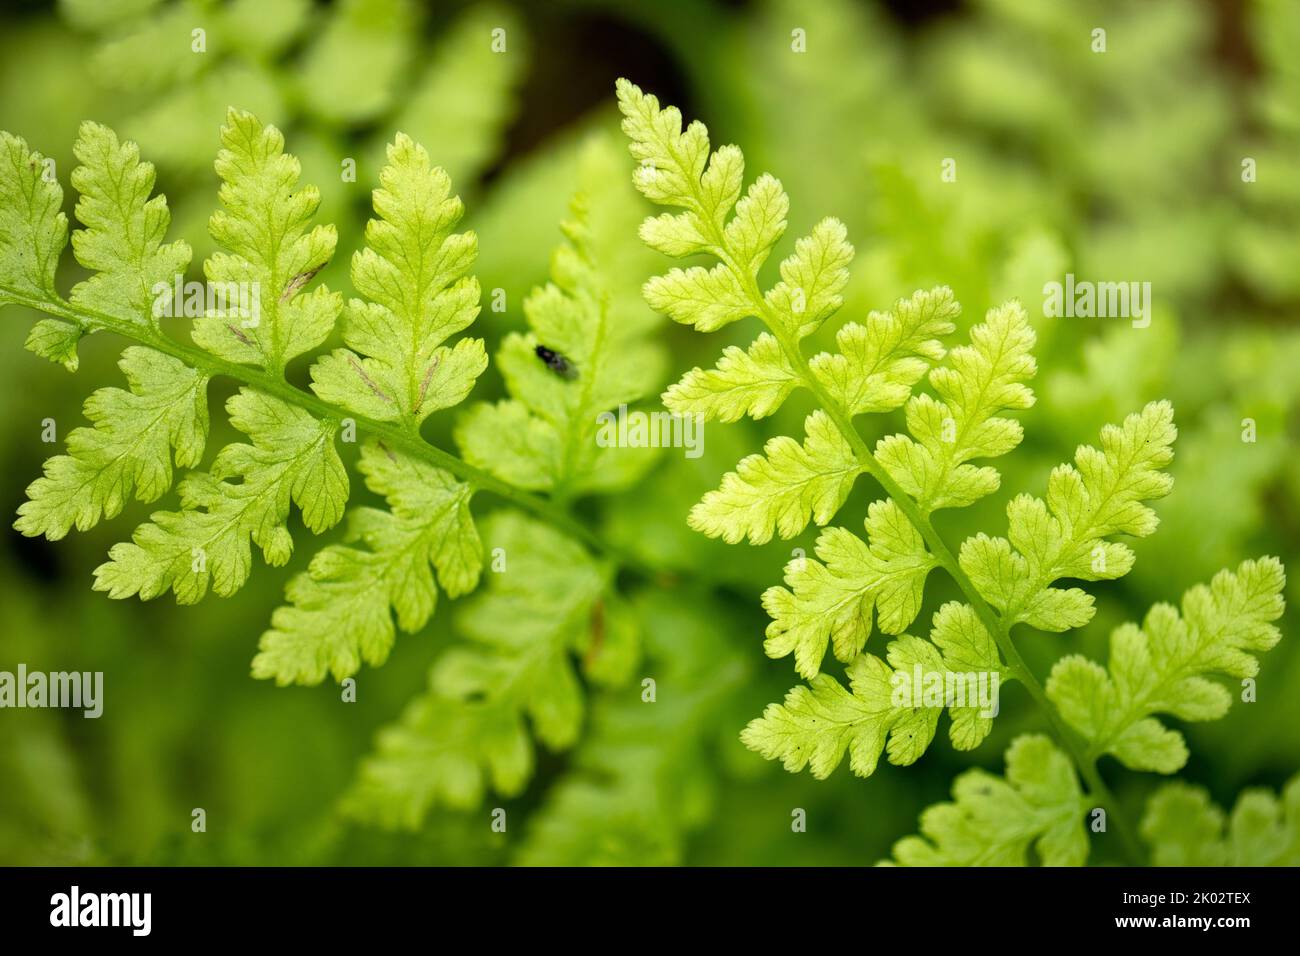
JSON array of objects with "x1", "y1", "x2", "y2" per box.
[
  {"x1": 0, "y1": 132, "x2": 67, "y2": 306},
  {"x1": 456, "y1": 134, "x2": 664, "y2": 497},
  {"x1": 1047, "y1": 558, "x2": 1286, "y2": 773},
  {"x1": 309, "y1": 132, "x2": 485, "y2": 425},
  {"x1": 874, "y1": 299, "x2": 1036, "y2": 513},
  {"x1": 762, "y1": 499, "x2": 937, "y2": 677},
  {"x1": 689, "y1": 410, "x2": 860, "y2": 545},
  {"x1": 253, "y1": 440, "x2": 480, "y2": 685},
  {"x1": 662, "y1": 332, "x2": 796, "y2": 423},
  {"x1": 1142, "y1": 775, "x2": 1300, "y2": 866},
  {"x1": 67, "y1": 121, "x2": 192, "y2": 326},
  {"x1": 809, "y1": 285, "x2": 958, "y2": 416},
  {"x1": 742, "y1": 601, "x2": 1005, "y2": 778},
  {"x1": 16, "y1": 348, "x2": 208, "y2": 539},
  {"x1": 961, "y1": 400, "x2": 1177, "y2": 631},
  {"x1": 191, "y1": 108, "x2": 341, "y2": 374},
  {"x1": 93, "y1": 388, "x2": 347, "y2": 603},
  {"x1": 15, "y1": 122, "x2": 206, "y2": 539},
  {"x1": 887, "y1": 735, "x2": 1089, "y2": 866}
]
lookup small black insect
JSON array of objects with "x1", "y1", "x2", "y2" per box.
[{"x1": 535, "y1": 344, "x2": 578, "y2": 380}]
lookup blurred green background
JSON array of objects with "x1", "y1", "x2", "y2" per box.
[{"x1": 0, "y1": 0, "x2": 1296, "y2": 865}]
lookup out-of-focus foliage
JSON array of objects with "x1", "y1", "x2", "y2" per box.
[{"x1": 0, "y1": 0, "x2": 1296, "y2": 867}]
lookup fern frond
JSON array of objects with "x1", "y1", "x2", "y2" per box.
[
  {"x1": 94, "y1": 387, "x2": 347, "y2": 602},
  {"x1": 961, "y1": 400, "x2": 1177, "y2": 632},
  {"x1": 0, "y1": 133, "x2": 68, "y2": 335},
  {"x1": 310, "y1": 132, "x2": 485, "y2": 425},
  {"x1": 91, "y1": 109, "x2": 345, "y2": 602},
  {"x1": 761, "y1": 499, "x2": 936, "y2": 677},
  {"x1": 456, "y1": 134, "x2": 665, "y2": 497},
  {"x1": 688, "y1": 410, "x2": 859, "y2": 545},
  {"x1": 615, "y1": 82, "x2": 1285, "y2": 865},
  {"x1": 343, "y1": 512, "x2": 636, "y2": 825},
  {"x1": 1, "y1": 106, "x2": 668, "y2": 838},
  {"x1": 742, "y1": 601, "x2": 1006, "y2": 778},
  {"x1": 193, "y1": 109, "x2": 341, "y2": 373},
  {"x1": 1142, "y1": 774, "x2": 1300, "y2": 866},
  {"x1": 1047, "y1": 558, "x2": 1286, "y2": 773},
  {"x1": 14, "y1": 123, "x2": 207, "y2": 539},
  {"x1": 252, "y1": 441, "x2": 481, "y2": 684},
  {"x1": 874, "y1": 299, "x2": 1036, "y2": 513},
  {"x1": 886, "y1": 735, "x2": 1089, "y2": 866}
]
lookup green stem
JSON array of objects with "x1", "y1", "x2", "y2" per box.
[{"x1": 2, "y1": 285, "x2": 652, "y2": 576}]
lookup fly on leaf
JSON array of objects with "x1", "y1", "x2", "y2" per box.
[{"x1": 535, "y1": 344, "x2": 578, "y2": 380}]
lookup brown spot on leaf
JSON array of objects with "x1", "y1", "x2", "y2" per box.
[{"x1": 280, "y1": 266, "x2": 322, "y2": 301}]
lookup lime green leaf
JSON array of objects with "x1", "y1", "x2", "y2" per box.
[
  {"x1": 743, "y1": 602, "x2": 1005, "y2": 778},
  {"x1": 763, "y1": 217, "x2": 854, "y2": 337},
  {"x1": 875, "y1": 299, "x2": 1036, "y2": 513},
  {"x1": 253, "y1": 440, "x2": 482, "y2": 685},
  {"x1": 762, "y1": 499, "x2": 936, "y2": 678},
  {"x1": 689, "y1": 410, "x2": 860, "y2": 545},
  {"x1": 1142, "y1": 776, "x2": 1300, "y2": 866},
  {"x1": 0, "y1": 131, "x2": 67, "y2": 300},
  {"x1": 459, "y1": 134, "x2": 664, "y2": 497},
  {"x1": 16, "y1": 347, "x2": 208, "y2": 540},
  {"x1": 310, "y1": 133, "x2": 485, "y2": 425},
  {"x1": 643, "y1": 262, "x2": 752, "y2": 332},
  {"x1": 1047, "y1": 558, "x2": 1286, "y2": 773},
  {"x1": 347, "y1": 512, "x2": 622, "y2": 825},
  {"x1": 93, "y1": 388, "x2": 347, "y2": 603},
  {"x1": 810, "y1": 286, "x2": 957, "y2": 415},
  {"x1": 663, "y1": 332, "x2": 798, "y2": 422},
  {"x1": 24, "y1": 319, "x2": 81, "y2": 371},
  {"x1": 296, "y1": 0, "x2": 415, "y2": 126},
  {"x1": 343, "y1": 691, "x2": 530, "y2": 828},
  {"x1": 618, "y1": 79, "x2": 851, "y2": 343},
  {"x1": 436, "y1": 512, "x2": 607, "y2": 752},
  {"x1": 67, "y1": 122, "x2": 191, "y2": 327},
  {"x1": 961, "y1": 400, "x2": 1177, "y2": 630},
  {"x1": 192, "y1": 109, "x2": 341, "y2": 373},
  {"x1": 381, "y1": 4, "x2": 526, "y2": 188},
  {"x1": 888, "y1": 735, "x2": 1089, "y2": 866}
]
